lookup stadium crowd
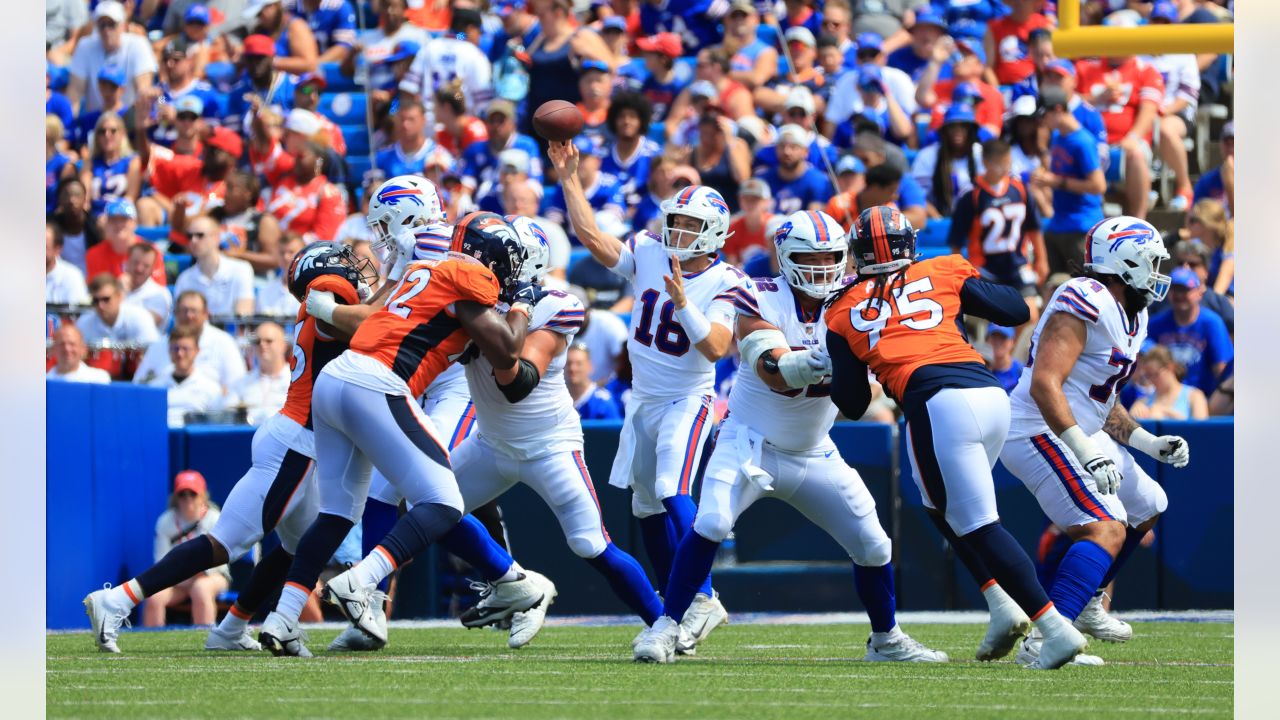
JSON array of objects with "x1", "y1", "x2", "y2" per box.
[{"x1": 45, "y1": 0, "x2": 1234, "y2": 427}]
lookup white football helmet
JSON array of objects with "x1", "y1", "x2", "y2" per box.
[
  {"x1": 366, "y1": 175, "x2": 446, "y2": 258},
  {"x1": 659, "y1": 185, "x2": 733, "y2": 261},
  {"x1": 774, "y1": 210, "x2": 850, "y2": 298},
  {"x1": 1083, "y1": 216, "x2": 1171, "y2": 303},
  {"x1": 505, "y1": 215, "x2": 551, "y2": 283}
]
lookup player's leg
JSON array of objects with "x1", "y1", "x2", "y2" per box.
[
  {"x1": 445, "y1": 434, "x2": 524, "y2": 585},
  {"x1": 652, "y1": 396, "x2": 717, "y2": 601},
  {"x1": 625, "y1": 403, "x2": 674, "y2": 591},
  {"x1": 1121, "y1": 136, "x2": 1152, "y2": 219},
  {"x1": 1159, "y1": 114, "x2": 1193, "y2": 207}
]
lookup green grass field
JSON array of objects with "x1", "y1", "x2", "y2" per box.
[{"x1": 47, "y1": 620, "x2": 1233, "y2": 719}]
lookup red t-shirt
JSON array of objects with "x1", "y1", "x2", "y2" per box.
[
  {"x1": 725, "y1": 213, "x2": 775, "y2": 261},
  {"x1": 989, "y1": 13, "x2": 1054, "y2": 85},
  {"x1": 435, "y1": 116, "x2": 488, "y2": 156},
  {"x1": 263, "y1": 174, "x2": 348, "y2": 241},
  {"x1": 250, "y1": 141, "x2": 296, "y2": 188},
  {"x1": 1075, "y1": 57, "x2": 1165, "y2": 144},
  {"x1": 84, "y1": 237, "x2": 167, "y2": 286},
  {"x1": 928, "y1": 79, "x2": 1006, "y2": 136},
  {"x1": 150, "y1": 154, "x2": 226, "y2": 212}
]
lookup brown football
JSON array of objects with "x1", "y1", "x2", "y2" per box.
[{"x1": 532, "y1": 100, "x2": 585, "y2": 142}]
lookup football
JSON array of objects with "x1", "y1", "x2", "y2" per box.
[{"x1": 532, "y1": 100, "x2": 584, "y2": 142}]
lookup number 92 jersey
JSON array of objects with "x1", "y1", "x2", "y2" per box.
[
  {"x1": 825, "y1": 255, "x2": 985, "y2": 401},
  {"x1": 728, "y1": 276, "x2": 838, "y2": 452},
  {"x1": 1008, "y1": 276, "x2": 1148, "y2": 439},
  {"x1": 612, "y1": 231, "x2": 756, "y2": 401}
]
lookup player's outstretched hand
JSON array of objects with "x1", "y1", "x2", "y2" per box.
[
  {"x1": 663, "y1": 255, "x2": 687, "y2": 309},
  {"x1": 547, "y1": 140, "x2": 579, "y2": 180},
  {"x1": 1130, "y1": 432, "x2": 1191, "y2": 468},
  {"x1": 306, "y1": 290, "x2": 337, "y2": 324}
]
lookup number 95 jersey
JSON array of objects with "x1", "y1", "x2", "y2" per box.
[{"x1": 1008, "y1": 277, "x2": 1148, "y2": 439}]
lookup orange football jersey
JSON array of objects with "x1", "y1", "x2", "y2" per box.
[
  {"x1": 350, "y1": 258, "x2": 500, "y2": 398},
  {"x1": 826, "y1": 255, "x2": 984, "y2": 400},
  {"x1": 281, "y1": 274, "x2": 362, "y2": 429}
]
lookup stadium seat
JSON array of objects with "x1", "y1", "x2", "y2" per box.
[
  {"x1": 320, "y1": 62, "x2": 360, "y2": 93},
  {"x1": 137, "y1": 226, "x2": 170, "y2": 242},
  {"x1": 567, "y1": 247, "x2": 592, "y2": 276},
  {"x1": 342, "y1": 126, "x2": 371, "y2": 157},
  {"x1": 915, "y1": 217, "x2": 951, "y2": 248},
  {"x1": 164, "y1": 253, "x2": 193, "y2": 279},
  {"x1": 347, "y1": 155, "x2": 374, "y2": 184},
  {"x1": 318, "y1": 92, "x2": 368, "y2": 127}
]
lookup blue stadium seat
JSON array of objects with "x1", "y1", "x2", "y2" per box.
[
  {"x1": 137, "y1": 226, "x2": 170, "y2": 242},
  {"x1": 915, "y1": 217, "x2": 951, "y2": 247},
  {"x1": 916, "y1": 245, "x2": 951, "y2": 261},
  {"x1": 568, "y1": 247, "x2": 592, "y2": 275},
  {"x1": 320, "y1": 62, "x2": 360, "y2": 93},
  {"x1": 318, "y1": 92, "x2": 368, "y2": 127},
  {"x1": 164, "y1": 253, "x2": 193, "y2": 278},
  {"x1": 342, "y1": 125, "x2": 371, "y2": 157},
  {"x1": 347, "y1": 154, "x2": 374, "y2": 184}
]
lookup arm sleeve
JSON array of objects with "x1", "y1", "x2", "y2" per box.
[
  {"x1": 960, "y1": 276, "x2": 1031, "y2": 326},
  {"x1": 610, "y1": 237, "x2": 638, "y2": 278},
  {"x1": 826, "y1": 328, "x2": 873, "y2": 420}
]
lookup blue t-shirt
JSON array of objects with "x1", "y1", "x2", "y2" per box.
[
  {"x1": 460, "y1": 133, "x2": 544, "y2": 190},
  {"x1": 576, "y1": 385, "x2": 623, "y2": 420},
  {"x1": 87, "y1": 153, "x2": 136, "y2": 217},
  {"x1": 758, "y1": 165, "x2": 834, "y2": 215},
  {"x1": 1194, "y1": 167, "x2": 1227, "y2": 207},
  {"x1": 639, "y1": 0, "x2": 724, "y2": 52},
  {"x1": 632, "y1": 191, "x2": 662, "y2": 232},
  {"x1": 292, "y1": 0, "x2": 358, "y2": 52},
  {"x1": 897, "y1": 172, "x2": 928, "y2": 211},
  {"x1": 939, "y1": 0, "x2": 1009, "y2": 48},
  {"x1": 1045, "y1": 126, "x2": 1103, "y2": 234},
  {"x1": 47, "y1": 91, "x2": 74, "y2": 134},
  {"x1": 376, "y1": 141, "x2": 440, "y2": 180},
  {"x1": 47, "y1": 152, "x2": 75, "y2": 214},
  {"x1": 640, "y1": 67, "x2": 693, "y2": 122},
  {"x1": 1072, "y1": 101, "x2": 1108, "y2": 149},
  {"x1": 990, "y1": 358, "x2": 1025, "y2": 394},
  {"x1": 601, "y1": 138, "x2": 662, "y2": 208},
  {"x1": 223, "y1": 75, "x2": 295, "y2": 133},
  {"x1": 1147, "y1": 307, "x2": 1234, "y2": 396},
  {"x1": 152, "y1": 81, "x2": 225, "y2": 147},
  {"x1": 542, "y1": 175, "x2": 626, "y2": 242},
  {"x1": 886, "y1": 47, "x2": 932, "y2": 83}
]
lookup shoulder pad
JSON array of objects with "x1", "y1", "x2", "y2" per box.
[{"x1": 1053, "y1": 278, "x2": 1106, "y2": 324}]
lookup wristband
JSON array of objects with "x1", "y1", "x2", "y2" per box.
[
  {"x1": 1127, "y1": 427, "x2": 1162, "y2": 458},
  {"x1": 508, "y1": 302, "x2": 533, "y2": 321},
  {"x1": 1059, "y1": 425, "x2": 1100, "y2": 465},
  {"x1": 673, "y1": 302, "x2": 712, "y2": 344}
]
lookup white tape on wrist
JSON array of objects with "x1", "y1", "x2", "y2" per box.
[{"x1": 674, "y1": 303, "x2": 712, "y2": 345}]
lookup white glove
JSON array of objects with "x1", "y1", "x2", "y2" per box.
[
  {"x1": 392, "y1": 227, "x2": 418, "y2": 260},
  {"x1": 306, "y1": 290, "x2": 337, "y2": 324},
  {"x1": 778, "y1": 348, "x2": 829, "y2": 389},
  {"x1": 1059, "y1": 425, "x2": 1123, "y2": 495},
  {"x1": 387, "y1": 251, "x2": 412, "y2": 283},
  {"x1": 1128, "y1": 428, "x2": 1190, "y2": 468}
]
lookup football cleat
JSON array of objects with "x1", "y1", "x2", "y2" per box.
[
  {"x1": 1016, "y1": 627, "x2": 1096, "y2": 669},
  {"x1": 459, "y1": 573, "x2": 545, "y2": 628},
  {"x1": 329, "y1": 591, "x2": 389, "y2": 651},
  {"x1": 633, "y1": 616, "x2": 680, "y2": 663},
  {"x1": 322, "y1": 569, "x2": 385, "y2": 644},
  {"x1": 1073, "y1": 594, "x2": 1133, "y2": 643},
  {"x1": 509, "y1": 572, "x2": 557, "y2": 649},
  {"x1": 83, "y1": 586, "x2": 131, "y2": 654},
  {"x1": 258, "y1": 611, "x2": 312, "y2": 657},
  {"x1": 679, "y1": 592, "x2": 728, "y2": 649},
  {"x1": 204, "y1": 625, "x2": 262, "y2": 651},
  {"x1": 977, "y1": 588, "x2": 1032, "y2": 661},
  {"x1": 864, "y1": 627, "x2": 950, "y2": 663}
]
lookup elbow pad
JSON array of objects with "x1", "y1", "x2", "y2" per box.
[
  {"x1": 496, "y1": 358, "x2": 541, "y2": 403},
  {"x1": 739, "y1": 328, "x2": 789, "y2": 376}
]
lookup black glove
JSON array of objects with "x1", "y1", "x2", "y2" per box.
[{"x1": 509, "y1": 281, "x2": 548, "y2": 307}]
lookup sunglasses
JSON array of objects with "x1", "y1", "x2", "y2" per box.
[
  {"x1": 298, "y1": 85, "x2": 319, "y2": 95},
  {"x1": 187, "y1": 231, "x2": 209, "y2": 240},
  {"x1": 786, "y1": 108, "x2": 808, "y2": 118},
  {"x1": 176, "y1": 490, "x2": 198, "y2": 499},
  {"x1": 177, "y1": 112, "x2": 198, "y2": 121},
  {"x1": 823, "y1": 20, "x2": 846, "y2": 28},
  {"x1": 98, "y1": 126, "x2": 121, "y2": 135},
  {"x1": 169, "y1": 344, "x2": 196, "y2": 354},
  {"x1": 91, "y1": 295, "x2": 114, "y2": 305}
]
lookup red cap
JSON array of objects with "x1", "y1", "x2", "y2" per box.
[
  {"x1": 242, "y1": 33, "x2": 276, "y2": 57},
  {"x1": 296, "y1": 71, "x2": 327, "y2": 90},
  {"x1": 636, "y1": 32, "x2": 682, "y2": 59},
  {"x1": 173, "y1": 470, "x2": 207, "y2": 496},
  {"x1": 206, "y1": 126, "x2": 244, "y2": 158}
]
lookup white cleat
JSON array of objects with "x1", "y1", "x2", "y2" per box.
[
  {"x1": 205, "y1": 625, "x2": 262, "y2": 651},
  {"x1": 322, "y1": 570, "x2": 385, "y2": 644},
  {"x1": 679, "y1": 592, "x2": 728, "y2": 650},
  {"x1": 633, "y1": 622, "x2": 695, "y2": 655},
  {"x1": 633, "y1": 616, "x2": 680, "y2": 663},
  {"x1": 977, "y1": 591, "x2": 1032, "y2": 661},
  {"x1": 329, "y1": 591, "x2": 389, "y2": 651},
  {"x1": 509, "y1": 572, "x2": 557, "y2": 649},
  {"x1": 1016, "y1": 628, "x2": 1097, "y2": 669},
  {"x1": 1074, "y1": 594, "x2": 1133, "y2": 643},
  {"x1": 258, "y1": 611, "x2": 312, "y2": 657},
  {"x1": 83, "y1": 586, "x2": 131, "y2": 654},
  {"x1": 459, "y1": 572, "x2": 545, "y2": 628},
  {"x1": 864, "y1": 627, "x2": 950, "y2": 663}
]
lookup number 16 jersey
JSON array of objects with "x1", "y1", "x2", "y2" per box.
[{"x1": 1008, "y1": 276, "x2": 1148, "y2": 439}]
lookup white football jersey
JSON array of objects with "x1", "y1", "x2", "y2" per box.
[
  {"x1": 399, "y1": 37, "x2": 493, "y2": 116},
  {"x1": 727, "y1": 276, "x2": 838, "y2": 452},
  {"x1": 1009, "y1": 277, "x2": 1148, "y2": 439},
  {"x1": 612, "y1": 231, "x2": 755, "y2": 401},
  {"x1": 464, "y1": 289, "x2": 586, "y2": 460}
]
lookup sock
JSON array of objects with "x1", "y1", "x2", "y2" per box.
[
  {"x1": 853, "y1": 562, "x2": 897, "y2": 634},
  {"x1": 438, "y1": 514, "x2": 515, "y2": 582},
  {"x1": 1049, "y1": 540, "x2": 1113, "y2": 621},
  {"x1": 638, "y1": 513, "x2": 677, "y2": 595},
  {"x1": 108, "y1": 579, "x2": 145, "y2": 609},
  {"x1": 350, "y1": 546, "x2": 399, "y2": 588},
  {"x1": 981, "y1": 581, "x2": 1009, "y2": 612},
  {"x1": 361, "y1": 499, "x2": 400, "y2": 593},
  {"x1": 961, "y1": 522, "x2": 1052, "y2": 620},
  {"x1": 927, "y1": 512, "x2": 994, "y2": 587},
  {"x1": 282, "y1": 512, "x2": 356, "y2": 619},
  {"x1": 276, "y1": 582, "x2": 311, "y2": 623},
  {"x1": 586, "y1": 543, "x2": 663, "y2": 625},
  {"x1": 380, "y1": 502, "x2": 463, "y2": 567},
  {"x1": 1098, "y1": 527, "x2": 1147, "y2": 589},
  {"x1": 663, "y1": 531, "x2": 720, "y2": 623},
  {"x1": 133, "y1": 534, "x2": 217, "y2": 598},
  {"x1": 662, "y1": 496, "x2": 712, "y2": 596},
  {"x1": 217, "y1": 604, "x2": 251, "y2": 636},
  {"x1": 470, "y1": 500, "x2": 511, "y2": 551},
  {"x1": 225, "y1": 543, "x2": 294, "y2": 623}
]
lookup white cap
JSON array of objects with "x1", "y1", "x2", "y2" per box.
[
  {"x1": 784, "y1": 85, "x2": 815, "y2": 115},
  {"x1": 1011, "y1": 94, "x2": 1038, "y2": 118},
  {"x1": 740, "y1": 178, "x2": 772, "y2": 200},
  {"x1": 784, "y1": 26, "x2": 816, "y2": 48},
  {"x1": 777, "y1": 123, "x2": 809, "y2": 147},
  {"x1": 499, "y1": 148, "x2": 531, "y2": 174},
  {"x1": 284, "y1": 108, "x2": 322, "y2": 137},
  {"x1": 243, "y1": 0, "x2": 283, "y2": 20},
  {"x1": 94, "y1": 1, "x2": 127, "y2": 24}
]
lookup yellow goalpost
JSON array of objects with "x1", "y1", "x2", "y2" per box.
[{"x1": 1051, "y1": 0, "x2": 1234, "y2": 58}]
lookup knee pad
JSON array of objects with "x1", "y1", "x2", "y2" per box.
[
  {"x1": 631, "y1": 490, "x2": 666, "y2": 519},
  {"x1": 567, "y1": 534, "x2": 607, "y2": 559},
  {"x1": 851, "y1": 527, "x2": 893, "y2": 568},
  {"x1": 692, "y1": 512, "x2": 733, "y2": 543}
]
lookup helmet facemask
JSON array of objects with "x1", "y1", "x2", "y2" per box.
[
  {"x1": 781, "y1": 249, "x2": 848, "y2": 298},
  {"x1": 663, "y1": 212, "x2": 713, "y2": 262}
]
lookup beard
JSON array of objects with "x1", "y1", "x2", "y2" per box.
[{"x1": 1122, "y1": 284, "x2": 1151, "y2": 318}]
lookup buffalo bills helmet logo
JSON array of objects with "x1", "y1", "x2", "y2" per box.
[{"x1": 377, "y1": 185, "x2": 424, "y2": 207}]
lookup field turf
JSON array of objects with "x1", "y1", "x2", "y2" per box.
[{"x1": 47, "y1": 619, "x2": 1233, "y2": 719}]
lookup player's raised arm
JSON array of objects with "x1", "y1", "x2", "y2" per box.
[
  {"x1": 959, "y1": 276, "x2": 1032, "y2": 327},
  {"x1": 547, "y1": 141, "x2": 625, "y2": 269}
]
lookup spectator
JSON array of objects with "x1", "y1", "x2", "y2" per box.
[
  {"x1": 291, "y1": 72, "x2": 345, "y2": 155},
  {"x1": 985, "y1": 324, "x2": 1023, "y2": 394},
  {"x1": 400, "y1": 8, "x2": 494, "y2": 120},
  {"x1": 461, "y1": 99, "x2": 543, "y2": 204},
  {"x1": 1193, "y1": 121, "x2": 1233, "y2": 214},
  {"x1": 911, "y1": 105, "x2": 982, "y2": 216},
  {"x1": 134, "y1": 291, "x2": 246, "y2": 389},
  {"x1": 722, "y1": 2, "x2": 778, "y2": 91},
  {"x1": 161, "y1": 0, "x2": 244, "y2": 39},
  {"x1": 982, "y1": 0, "x2": 1051, "y2": 87},
  {"x1": 349, "y1": 0, "x2": 428, "y2": 89},
  {"x1": 433, "y1": 84, "x2": 488, "y2": 157},
  {"x1": 73, "y1": 65, "x2": 130, "y2": 147},
  {"x1": 364, "y1": 39, "x2": 419, "y2": 130},
  {"x1": 1150, "y1": 3, "x2": 1201, "y2": 211},
  {"x1": 1129, "y1": 345, "x2": 1209, "y2": 421},
  {"x1": 938, "y1": 0, "x2": 1008, "y2": 62},
  {"x1": 261, "y1": 114, "x2": 348, "y2": 241},
  {"x1": 85, "y1": 200, "x2": 166, "y2": 286},
  {"x1": 1148, "y1": 267, "x2": 1233, "y2": 397},
  {"x1": 147, "y1": 325, "x2": 228, "y2": 426},
  {"x1": 163, "y1": 95, "x2": 208, "y2": 157},
  {"x1": 152, "y1": 5, "x2": 218, "y2": 80},
  {"x1": 174, "y1": 214, "x2": 256, "y2": 317},
  {"x1": 152, "y1": 36, "x2": 223, "y2": 150},
  {"x1": 143, "y1": 470, "x2": 230, "y2": 624},
  {"x1": 818, "y1": 0, "x2": 859, "y2": 69},
  {"x1": 566, "y1": 344, "x2": 623, "y2": 420},
  {"x1": 571, "y1": 291, "x2": 630, "y2": 383},
  {"x1": 244, "y1": 0, "x2": 319, "y2": 76},
  {"x1": 46, "y1": 0, "x2": 89, "y2": 57},
  {"x1": 542, "y1": 136, "x2": 626, "y2": 241},
  {"x1": 501, "y1": 180, "x2": 571, "y2": 283},
  {"x1": 665, "y1": 47, "x2": 754, "y2": 140},
  {"x1": 46, "y1": 223, "x2": 90, "y2": 306},
  {"x1": 1158, "y1": 239, "x2": 1233, "y2": 332},
  {"x1": 633, "y1": 32, "x2": 688, "y2": 122},
  {"x1": 849, "y1": 135, "x2": 928, "y2": 229},
  {"x1": 1003, "y1": 95, "x2": 1048, "y2": 208},
  {"x1": 1208, "y1": 361, "x2": 1233, "y2": 417},
  {"x1": 124, "y1": 243, "x2": 173, "y2": 328},
  {"x1": 49, "y1": 178, "x2": 100, "y2": 272},
  {"x1": 225, "y1": 322, "x2": 291, "y2": 425},
  {"x1": 850, "y1": 0, "x2": 930, "y2": 56},
  {"x1": 918, "y1": 41, "x2": 1005, "y2": 138},
  {"x1": 48, "y1": 324, "x2": 112, "y2": 384},
  {"x1": 756, "y1": 86, "x2": 839, "y2": 174},
  {"x1": 1185, "y1": 199, "x2": 1234, "y2": 297},
  {"x1": 290, "y1": 0, "x2": 358, "y2": 64},
  {"x1": 138, "y1": 126, "x2": 242, "y2": 232},
  {"x1": 601, "y1": 91, "x2": 660, "y2": 208},
  {"x1": 823, "y1": 155, "x2": 868, "y2": 231},
  {"x1": 66, "y1": 1, "x2": 157, "y2": 114},
  {"x1": 576, "y1": 61, "x2": 614, "y2": 146},
  {"x1": 1075, "y1": 53, "x2": 1164, "y2": 219},
  {"x1": 257, "y1": 233, "x2": 306, "y2": 317},
  {"x1": 81, "y1": 113, "x2": 142, "y2": 219},
  {"x1": 824, "y1": 31, "x2": 919, "y2": 131},
  {"x1": 886, "y1": 7, "x2": 948, "y2": 82},
  {"x1": 212, "y1": 170, "x2": 282, "y2": 274},
  {"x1": 755, "y1": 27, "x2": 827, "y2": 116},
  {"x1": 836, "y1": 64, "x2": 916, "y2": 148},
  {"x1": 47, "y1": 115, "x2": 78, "y2": 216},
  {"x1": 691, "y1": 110, "x2": 752, "y2": 214},
  {"x1": 1038, "y1": 59, "x2": 1109, "y2": 157},
  {"x1": 477, "y1": 148, "x2": 535, "y2": 214},
  {"x1": 639, "y1": 0, "x2": 728, "y2": 52},
  {"x1": 725, "y1": 179, "x2": 777, "y2": 265},
  {"x1": 375, "y1": 99, "x2": 440, "y2": 179},
  {"x1": 222, "y1": 34, "x2": 297, "y2": 135},
  {"x1": 1004, "y1": 26, "x2": 1055, "y2": 104},
  {"x1": 76, "y1": 274, "x2": 161, "y2": 348},
  {"x1": 630, "y1": 155, "x2": 679, "y2": 234},
  {"x1": 1032, "y1": 85, "x2": 1105, "y2": 277},
  {"x1": 759, "y1": 124, "x2": 834, "y2": 214}
]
